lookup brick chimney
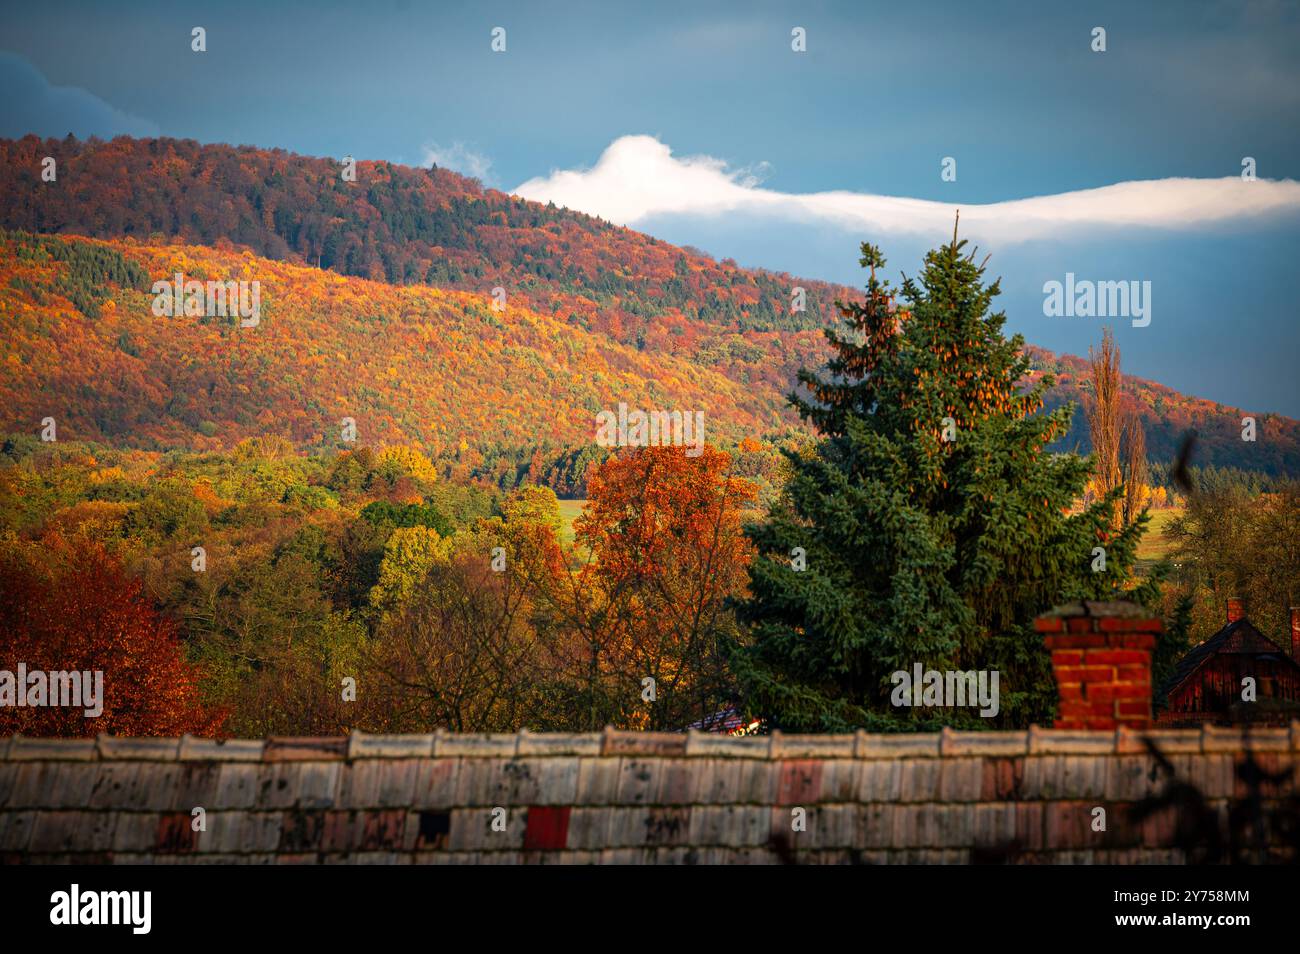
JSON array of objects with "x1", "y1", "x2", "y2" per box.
[
  {"x1": 1226, "y1": 597, "x2": 1245, "y2": 624},
  {"x1": 1291, "y1": 607, "x2": 1300, "y2": 662},
  {"x1": 1036, "y1": 600, "x2": 1162, "y2": 731}
]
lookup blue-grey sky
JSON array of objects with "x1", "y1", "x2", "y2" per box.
[{"x1": 2, "y1": 0, "x2": 1299, "y2": 415}]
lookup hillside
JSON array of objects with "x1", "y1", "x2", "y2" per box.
[
  {"x1": 0, "y1": 135, "x2": 840, "y2": 401},
  {"x1": 1, "y1": 135, "x2": 1297, "y2": 480},
  {"x1": 3, "y1": 229, "x2": 1297, "y2": 492},
  {"x1": 0, "y1": 231, "x2": 800, "y2": 491},
  {"x1": 1027, "y1": 346, "x2": 1300, "y2": 475}
]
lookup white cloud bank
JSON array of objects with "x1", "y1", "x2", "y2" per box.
[{"x1": 514, "y1": 135, "x2": 1300, "y2": 244}]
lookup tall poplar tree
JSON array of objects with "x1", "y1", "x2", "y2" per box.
[{"x1": 734, "y1": 225, "x2": 1160, "y2": 730}]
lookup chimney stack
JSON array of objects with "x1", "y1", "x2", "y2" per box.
[
  {"x1": 1036, "y1": 600, "x2": 1161, "y2": 731},
  {"x1": 1226, "y1": 597, "x2": 1245, "y2": 624},
  {"x1": 1291, "y1": 607, "x2": 1300, "y2": 661}
]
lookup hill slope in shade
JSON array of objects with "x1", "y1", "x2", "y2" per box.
[{"x1": 1026, "y1": 346, "x2": 1298, "y2": 475}]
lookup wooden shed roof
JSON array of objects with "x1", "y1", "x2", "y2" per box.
[{"x1": 1160, "y1": 618, "x2": 1300, "y2": 700}]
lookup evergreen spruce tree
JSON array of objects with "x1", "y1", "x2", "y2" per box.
[{"x1": 734, "y1": 222, "x2": 1162, "y2": 730}]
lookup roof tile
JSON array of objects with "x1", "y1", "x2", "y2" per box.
[
  {"x1": 11, "y1": 737, "x2": 97, "y2": 761},
  {"x1": 410, "y1": 759, "x2": 459, "y2": 810},
  {"x1": 263, "y1": 737, "x2": 346, "y2": 761},
  {"x1": 96, "y1": 736, "x2": 179, "y2": 761},
  {"x1": 939, "y1": 729, "x2": 1029, "y2": 757},
  {"x1": 1031, "y1": 729, "x2": 1115, "y2": 755},
  {"x1": 855, "y1": 733, "x2": 941, "y2": 758},
  {"x1": 1201, "y1": 724, "x2": 1246, "y2": 753},
  {"x1": 1117, "y1": 728, "x2": 1199, "y2": 755},
  {"x1": 771, "y1": 733, "x2": 854, "y2": 759},
  {"x1": 347, "y1": 732, "x2": 433, "y2": 759},
  {"x1": 179, "y1": 735, "x2": 264, "y2": 761},
  {"x1": 601, "y1": 729, "x2": 686, "y2": 757},
  {"x1": 87, "y1": 763, "x2": 147, "y2": 810},
  {"x1": 211, "y1": 763, "x2": 260, "y2": 809},
  {"x1": 685, "y1": 730, "x2": 767, "y2": 758},
  {"x1": 434, "y1": 733, "x2": 518, "y2": 758},
  {"x1": 515, "y1": 730, "x2": 601, "y2": 757}
]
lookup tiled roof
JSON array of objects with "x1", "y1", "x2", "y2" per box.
[
  {"x1": 4, "y1": 724, "x2": 1300, "y2": 763},
  {"x1": 3, "y1": 726, "x2": 1297, "y2": 864}
]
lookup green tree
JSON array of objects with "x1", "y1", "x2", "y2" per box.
[
  {"x1": 1165, "y1": 481, "x2": 1300, "y2": 645},
  {"x1": 734, "y1": 227, "x2": 1160, "y2": 731},
  {"x1": 368, "y1": 526, "x2": 452, "y2": 619}
]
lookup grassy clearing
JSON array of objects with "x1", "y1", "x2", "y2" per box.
[
  {"x1": 557, "y1": 499, "x2": 586, "y2": 548},
  {"x1": 1137, "y1": 506, "x2": 1183, "y2": 562}
]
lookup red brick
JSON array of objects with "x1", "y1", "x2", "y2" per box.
[
  {"x1": 1035, "y1": 617, "x2": 1066, "y2": 634},
  {"x1": 1045, "y1": 633, "x2": 1107, "y2": 650},
  {"x1": 1056, "y1": 665, "x2": 1115, "y2": 683},
  {"x1": 1113, "y1": 634, "x2": 1157, "y2": 650},
  {"x1": 1116, "y1": 666, "x2": 1151, "y2": 683},
  {"x1": 1097, "y1": 617, "x2": 1161, "y2": 634},
  {"x1": 1086, "y1": 650, "x2": 1148, "y2": 665},
  {"x1": 1088, "y1": 683, "x2": 1150, "y2": 703},
  {"x1": 1058, "y1": 700, "x2": 1115, "y2": 719},
  {"x1": 1051, "y1": 650, "x2": 1084, "y2": 666},
  {"x1": 1067, "y1": 617, "x2": 1095, "y2": 633},
  {"x1": 1080, "y1": 718, "x2": 1117, "y2": 730}
]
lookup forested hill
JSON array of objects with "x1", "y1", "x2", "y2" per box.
[
  {"x1": 1027, "y1": 346, "x2": 1300, "y2": 476},
  {"x1": 0, "y1": 135, "x2": 848, "y2": 344},
  {"x1": 0, "y1": 230, "x2": 798, "y2": 495},
  {"x1": 1, "y1": 136, "x2": 1297, "y2": 480}
]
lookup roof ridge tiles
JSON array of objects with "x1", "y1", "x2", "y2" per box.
[{"x1": 2, "y1": 724, "x2": 1298, "y2": 761}]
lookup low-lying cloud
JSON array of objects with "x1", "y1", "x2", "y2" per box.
[
  {"x1": 515, "y1": 135, "x2": 1300, "y2": 244},
  {"x1": 0, "y1": 52, "x2": 159, "y2": 140}
]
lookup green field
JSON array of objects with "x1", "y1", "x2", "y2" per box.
[
  {"x1": 1136, "y1": 507, "x2": 1183, "y2": 563},
  {"x1": 557, "y1": 499, "x2": 587, "y2": 547}
]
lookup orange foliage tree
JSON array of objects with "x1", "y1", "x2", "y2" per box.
[
  {"x1": 548, "y1": 445, "x2": 756, "y2": 730},
  {"x1": 0, "y1": 537, "x2": 223, "y2": 737}
]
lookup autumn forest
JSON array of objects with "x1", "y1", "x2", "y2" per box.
[{"x1": 1, "y1": 135, "x2": 1297, "y2": 738}]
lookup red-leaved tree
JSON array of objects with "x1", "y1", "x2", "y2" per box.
[{"x1": 0, "y1": 537, "x2": 224, "y2": 737}]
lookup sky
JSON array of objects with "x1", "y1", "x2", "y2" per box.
[{"x1": 2, "y1": 0, "x2": 1299, "y2": 415}]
